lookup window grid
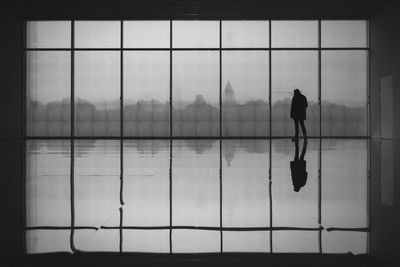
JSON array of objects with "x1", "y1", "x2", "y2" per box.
[{"x1": 24, "y1": 20, "x2": 370, "y2": 254}]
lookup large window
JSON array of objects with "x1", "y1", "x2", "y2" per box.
[{"x1": 25, "y1": 20, "x2": 369, "y2": 254}]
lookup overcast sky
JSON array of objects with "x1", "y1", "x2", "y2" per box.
[{"x1": 27, "y1": 20, "x2": 367, "y2": 107}]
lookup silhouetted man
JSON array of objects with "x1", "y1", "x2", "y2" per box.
[
  {"x1": 290, "y1": 89, "x2": 308, "y2": 141},
  {"x1": 290, "y1": 139, "x2": 308, "y2": 192}
]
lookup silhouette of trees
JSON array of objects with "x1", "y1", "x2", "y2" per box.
[{"x1": 27, "y1": 82, "x2": 366, "y2": 137}]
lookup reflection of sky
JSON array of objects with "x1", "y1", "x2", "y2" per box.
[
  {"x1": 272, "y1": 139, "x2": 319, "y2": 227},
  {"x1": 26, "y1": 138, "x2": 368, "y2": 254}
]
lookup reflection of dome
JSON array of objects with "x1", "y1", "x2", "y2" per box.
[
  {"x1": 223, "y1": 81, "x2": 237, "y2": 104},
  {"x1": 223, "y1": 140, "x2": 237, "y2": 167}
]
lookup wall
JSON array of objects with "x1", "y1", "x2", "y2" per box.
[
  {"x1": 0, "y1": 7, "x2": 23, "y2": 266},
  {"x1": 370, "y1": 0, "x2": 400, "y2": 266}
]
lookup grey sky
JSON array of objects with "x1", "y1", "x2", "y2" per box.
[{"x1": 27, "y1": 20, "x2": 367, "y2": 107}]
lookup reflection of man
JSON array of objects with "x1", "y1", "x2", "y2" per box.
[
  {"x1": 290, "y1": 139, "x2": 308, "y2": 192},
  {"x1": 290, "y1": 89, "x2": 308, "y2": 141}
]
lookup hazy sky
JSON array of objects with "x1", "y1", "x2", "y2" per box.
[{"x1": 27, "y1": 20, "x2": 367, "y2": 107}]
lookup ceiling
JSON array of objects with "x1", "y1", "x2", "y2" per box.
[{"x1": 4, "y1": 0, "x2": 396, "y2": 19}]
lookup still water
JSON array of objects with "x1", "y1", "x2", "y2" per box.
[{"x1": 25, "y1": 138, "x2": 368, "y2": 254}]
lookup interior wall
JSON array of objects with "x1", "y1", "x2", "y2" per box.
[
  {"x1": 370, "y1": 0, "x2": 400, "y2": 266},
  {"x1": 0, "y1": 8, "x2": 23, "y2": 266}
]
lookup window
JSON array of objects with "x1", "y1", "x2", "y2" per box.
[{"x1": 25, "y1": 20, "x2": 369, "y2": 254}]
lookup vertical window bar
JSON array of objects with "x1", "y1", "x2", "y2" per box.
[
  {"x1": 70, "y1": 20, "x2": 77, "y2": 253},
  {"x1": 120, "y1": 20, "x2": 124, "y2": 141},
  {"x1": 119, "y1": 207, "x2": 123, "y2": 252},
  {"x1": 366, "y1": 21, "x2": 371, "y2": 138},
  {"x1": 119, "y1": 19, "x2": 124, "y2": 253},
  {"x1": 268, "y1": 19, "x2": 273, "y2": 254},
  {"x1": 169, "y1": 19, "x2": 173, "y2": 254},
  {"x1": 219, "y1": 19, "x2": 223, "y2": 253},
  {"x1": 318, "y1": 19, "x2": 323, "y2": 254}
]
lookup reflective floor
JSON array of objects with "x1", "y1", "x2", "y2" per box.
[{"x1": 25, "y1": 138, "x2": 369, "y2": 254}]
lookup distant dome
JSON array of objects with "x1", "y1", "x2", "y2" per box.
[{"x1": 223, "y1": 81, "x2": 237, "y2": 104}]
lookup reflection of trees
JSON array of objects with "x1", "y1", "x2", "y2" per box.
[
  {"x1": 223, "y1": 139, "x2": 270, "y2": 167},
  {"x1": 27, "y1": 139, "x2": 97, "y2": 158},
  {"x1": 74, "y1": 140, "x2": 98, "y2": 158},
  {"x1": 27, "y1": 140, "x2": 71, "y2": 158},
  {"x1": 30, "y1": 139, "x2": 347, "y2": 168},
  {"x1": 272, "y1": 139, "x2": 320, "y2": 156},
  {"x1": 184, "y1": 140, "x2": 216, "y2": 154},
  {"x1": 127, "y1": 140, "x2": 169, "y2": 155}
]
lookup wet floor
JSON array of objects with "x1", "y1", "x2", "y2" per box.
[{"x1": 25, "y1": 138, "x2": 368, "y2": 254}]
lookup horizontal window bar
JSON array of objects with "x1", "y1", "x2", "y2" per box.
[
  {"x1": 25, "y1": 47, "x2": 369, "y2": 51},
  {"x1": 26, "y1": 226, "x2": 99, "y2": 230},
  {"x1": 24, "y1": 136, "x2": 371, "y2": 140},
  {"x1": 26, "y1": 225, "x2": 326, "y2": 231},
  {"x1": 325, "y1": 227, "x2": 370, "y2": 232}
]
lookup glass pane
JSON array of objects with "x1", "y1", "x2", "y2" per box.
[
  {"x1": 27, "y1": 21, "x2": 71, "y2": 48},
  {"x1": 75, "y1": 140, "x2": 120, "y2": 227},
  {"x1": 124, "y1": 52, "x2": 169, "y2": 136},
  {"x1": 173, "y1": 21, "x2": 219, "y2": 48},
  {"x1": 321, "y1": 51, "x2": 367, "y2": 136},
  {"x1": 222, "y1": 51, "x2": 269, "y2": 136},
  {"x1": 123, "y1": 140, "x2": 169, "y2": 226},
  {"x1": 323, "y1": 231, "x2": 367, "y2": 254},
  {"x1": 222, "y1": 21, "x2": 269, "y2": 48},
  {"x1": 172, "y1": 230, "x2": 220, "y2": 253},
  {"x1": 27, "y1": 51, "x2": 71, "y2": 136},
  {"x1": 222, "y1": 140, "x2": 269, "y2": 227},
  {"x1": 74, "y1": 229, "x2": 118, "y2": 251},
  {"x1": 322, "y1": 20, "x2": 367, "y2": 48},
  {"x1": 172, "y1": 140, "x2": 219, "y2": 226},
  {"x1": 322, "y1": 140, "x2": 368, "y2": 228},
  {"x1": 26, "y1": 140, "x2": 70, "y2": 227},
  {"x1": 272, "y1": 51, "x2": 318, "y2": 137},
  {"x1": 75, "y1": 21, "x2": 120, "y2": 48},
  {"x1": 223, "y1": 231, "x2": 269, "y2": 252},
  {"x1": 272, "y1": 21, "x2": 318, "y2": 48},
  {"x1": 272, "y1": 139, "x2": 318, "y2": 227},
  {"x1": 75, "y1": 51, "x2": 120, "y2": 136},
  {"x1": 26, "y1": 230, "x2": 71, "y2": 254},
  {"x1": 124, "y1": 21, "x2": 169, "y2": 48},
  {"x1": 172, "y1": 51, "x2": 219, "y2": 136},
  {"x1": 123, "y1": 230, "x2": 169, "y2": 252},
  {"x1": 274, "y1": 231, "x2": 318, "y2": 252}
]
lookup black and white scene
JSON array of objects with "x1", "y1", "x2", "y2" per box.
[{"x1": 1, "y1": 0, "x2": 399, "y2": 266}]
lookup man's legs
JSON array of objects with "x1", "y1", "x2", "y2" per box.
[{"x1": 299, "y1": 120, "x2": 307, "y2": 138}]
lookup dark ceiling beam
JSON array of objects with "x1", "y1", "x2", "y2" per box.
[{"x1": 4, "y1": 0, "x2": 395, "y2": 19}]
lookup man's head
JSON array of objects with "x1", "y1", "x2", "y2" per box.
[{"x1": 294, "y1": 89, "x2": 301, "y2": 95}]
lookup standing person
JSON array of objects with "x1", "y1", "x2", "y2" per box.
[{"x1": 290, "y1": 89, "x2": 308, "y2": 141}]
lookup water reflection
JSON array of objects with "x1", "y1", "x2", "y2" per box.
[
  {"x1": 26, "y1": 138, "x2": 368, "y2": 254},
  {"x1": 272, "y1": 139, "x2": 318, "y2": 228}
]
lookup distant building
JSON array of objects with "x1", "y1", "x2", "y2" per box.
[{"x1": 223, "y1": 81, "x2": 237, "y2": 104}]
